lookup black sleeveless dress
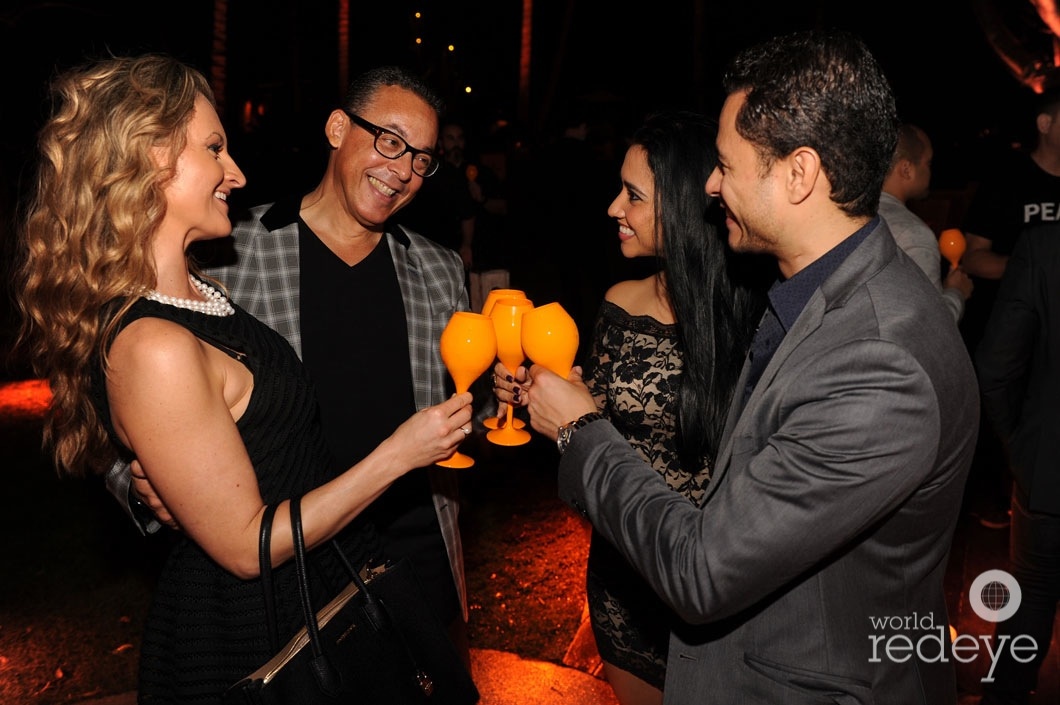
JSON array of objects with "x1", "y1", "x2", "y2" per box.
[{"x1": 91, "y1": 298, "x2": 384, "y2": 704}]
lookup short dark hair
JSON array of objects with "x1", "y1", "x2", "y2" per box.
[
  {"x1": 342, "y1": 66, "x2": 444, "y2": 116},
  {"x1": 722, "y1": 28, "x2": 898, "y2": 217},
  {"x1": 890, "y1": 123, "x2": 930, "y2": 171}
]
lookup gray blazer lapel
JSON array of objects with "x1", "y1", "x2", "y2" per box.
[
  {"x1": 705, "y1": 350, "x2": 753, "y2": 502},
  {"x1": 388, "y1": 229, "x2": 437, "y2": 411},
  {"x1": 706, "y1": 223, "x2": 897, "y2": 499},
  {"x1": 208, "y1": 204, "x2": 303, "y2": 357},
  {"x1": 255, "y1": 222, "x2": 303, "y2": 358},
  {"x1": 706, "y1": 301, "x2": 826, "y2": 500}
]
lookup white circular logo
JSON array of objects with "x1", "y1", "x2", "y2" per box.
[{"x1": 969, "y1": 569, "x2": 1021, "y2": 623}]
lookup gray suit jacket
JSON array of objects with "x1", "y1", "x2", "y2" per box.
[
  {"x1": 558, "y1": 220, "x2": 978, "y2": 704},
  {"x1": 204, "y1": 200, "x2": 471, "y2": 621}
]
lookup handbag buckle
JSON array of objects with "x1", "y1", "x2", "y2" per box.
[{"x1": 362, "y1": 562, "x2": 388, "y2": 582}]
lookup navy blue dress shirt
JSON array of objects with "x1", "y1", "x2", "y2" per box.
[{"x1": 743, "y1": 218, "x2": 878, "y2": 402}]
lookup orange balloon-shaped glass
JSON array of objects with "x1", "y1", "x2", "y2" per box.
[
  {"x1": 481, "y1": 288, "x2": 527, "y2": 316},
  {"x1": 486, "y1": 297, "x2": 535, "y2": 446},
  {"x1": 520, "y1": 302, "x2": 580, "y2": 378},
  {"x1": 482, "y1": 291, "x2": 533, "y2": 431},
  {"x1": 438, "y1": 311, "x2": 497, "y2": 468},
  {"x1": 939, "y1": 228, "x2": 966, "y2": 270}
]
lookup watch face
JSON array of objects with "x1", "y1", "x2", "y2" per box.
[
  {"x1": 558, "y1": 412, "x2": 602, "y2": 454},
  {"x1": 557, "y1": 427, "x2": 571, "y2": 454}
]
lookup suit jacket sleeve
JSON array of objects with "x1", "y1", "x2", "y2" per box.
[{"x1": 558, "y1": 337, "x2": 940, "y2": 625}]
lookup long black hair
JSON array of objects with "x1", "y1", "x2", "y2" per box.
[{"x1": 634, "y1": 111, "x2": 767, "y2": 472}]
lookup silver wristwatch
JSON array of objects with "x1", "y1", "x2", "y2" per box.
[{"x1": 556, "y1": 411, "x2": 605, "y2": 455}]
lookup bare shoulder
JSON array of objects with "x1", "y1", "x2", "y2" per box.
[
  {"x1": 604, "y1": 276, "x2": 672, "y2": 322},
  {"x1": 108, "y1": 316, "x2": 210, "y2": 382},
  {"x1": 604, "y1": 278, "x2": 648, "y2": 308}
]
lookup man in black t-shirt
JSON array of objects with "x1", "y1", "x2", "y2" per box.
[{"x1": 960, "y1": 85, "x2": 1060, "y2": 529}]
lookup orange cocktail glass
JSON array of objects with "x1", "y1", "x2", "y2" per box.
[
  {"x1": 939, "y1": 228, "x2": 966, "y2": 270},
  {"x1": 520, "y1": 302, "x2": 579, "y2": 379},
  {"x1": 481, "y1": 288, "x2": 527, "y2": 317},
  {"x1": 486, "y1": 297, "x2": 535, "y2": 446},
  {"x1": 438, "y1": 311, "x2": 497, "y2": 468},
  {"x1": 482, "y1": 289, "x2": 531, "y2": 430}
]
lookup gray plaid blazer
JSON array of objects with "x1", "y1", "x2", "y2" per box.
[{"x1": 203, "y1": 199, "x2": 471, "y2": 621}]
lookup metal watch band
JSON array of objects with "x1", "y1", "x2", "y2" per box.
[{"x1": 557, "y1": 411, "x2": 605, "y2": 455}]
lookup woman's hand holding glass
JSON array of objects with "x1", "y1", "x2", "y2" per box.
[
  {"x1": 481, "y1": 289, "x2": 531, "y2": 431},
  {"x1": 486, "y1": 297, "x2": 535, "y2": 446},
  {"x1": 387, "y1": 391, "x2": 476, "y2": 468}
]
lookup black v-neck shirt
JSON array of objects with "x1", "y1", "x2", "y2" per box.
[
  {"x1": 300, "y1": 224, "x2": 415, "y2": 461},
  {"x1": 298, "y1": 223, "x2": 455, "y2": 622}
]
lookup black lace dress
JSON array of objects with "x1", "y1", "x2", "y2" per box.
[
  {"x1": 91, "y1": 298, "x2": 384, "y2": 704},
  {"x1": 583, "y1": 300, "x2": 712, "y2": 689}
]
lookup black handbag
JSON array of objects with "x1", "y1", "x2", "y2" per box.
[{"x1": 224, "y1": 496, "x2": 480, "y2": 704}]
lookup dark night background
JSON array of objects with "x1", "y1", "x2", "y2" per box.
[
  {"x1": 0, "y1": 0, "x2": 1052, "y2": 374},
  {"x1": 0, "y1": 1, "x2": 1043, "y2": 195}
]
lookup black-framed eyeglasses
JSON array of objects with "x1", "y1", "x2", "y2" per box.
[{"x1": 342, "y1": 109, "x2": 439, "y2": 177}]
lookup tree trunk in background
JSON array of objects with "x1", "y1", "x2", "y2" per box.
[
  {"x1": 518, "y1": 0, "x2": 533, "y2": 127},
  {"x1": 338, "y1": 0, "x2": 349, "y2": 98},
  {"x1": 210, "y1": 0, "x2": 227, "y2": 113},
  {"x1": 536, "y1": 0, "x2": 574, "y2": 135}
]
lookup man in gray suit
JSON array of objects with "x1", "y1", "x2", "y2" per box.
[
  {"x1": 110, "y1": 66, "x2": 474, "y2": 666},
  {"x1": 514, "y1": 29, "x2": 978, "y2": 704}
]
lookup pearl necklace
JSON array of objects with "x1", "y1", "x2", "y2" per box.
[{"x1": 145, "y1": 276, "x2": 235, "y2": 317}]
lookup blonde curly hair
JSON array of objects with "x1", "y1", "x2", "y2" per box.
[{"x1": 15, "y1": 54, "x2": 214, "y2": 477}]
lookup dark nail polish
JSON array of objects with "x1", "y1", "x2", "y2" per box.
[
  {"x1": 513, "y1": 387, "x2": 521, "y2": 395},
  {"x1": 513, "y1": 394, "x2": 521, "y2": 404},
  {"x1": 506, "y1": 375, "x2": 513, "y2": 383}
]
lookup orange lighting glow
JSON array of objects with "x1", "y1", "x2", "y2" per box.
[{"x1": 0, "y1": 379, "x2": 51, "y2": 420}]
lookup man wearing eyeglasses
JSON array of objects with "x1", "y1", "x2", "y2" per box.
[{"x1": 109, "y1": 66, "x2": 475, "y2": 667}]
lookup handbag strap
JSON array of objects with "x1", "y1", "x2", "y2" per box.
[
  {"x1": 290, "y1": 497, "x2": 435, "y2": 698},
  {"x1": 332, "y1": 542, "x2": 390, "y2": 631},
  {"x1": 258, "y1": 502, "x2": 280, "y2": 652},
  {"x1": 290, "y1": 496, "x2": 347, "y2": 695},
  {"x1": 289, "y1": 496, "x2": 325, "y2": 657},
  {"x1": 290, "y1": 500, "x2": 388, "y2": 630}
]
